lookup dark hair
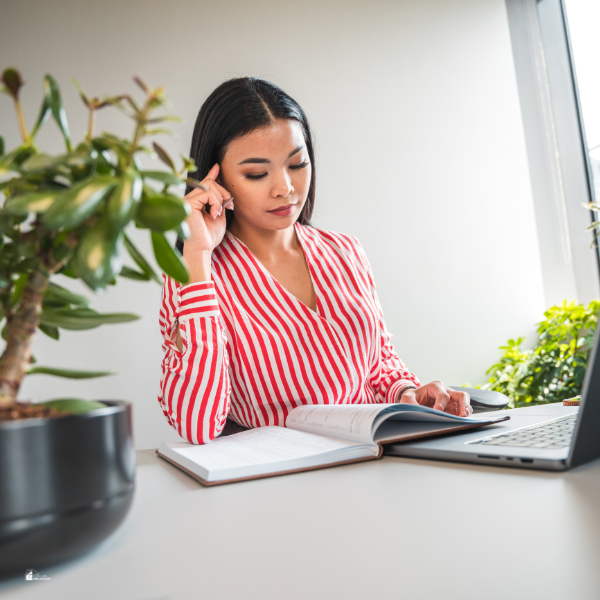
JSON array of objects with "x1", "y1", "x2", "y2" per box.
[{"x1": 176, "y1": 77, "x2": 316, "y2": 253}]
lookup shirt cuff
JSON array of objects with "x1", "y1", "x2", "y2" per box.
[
  {"x1": 387, "y1": 379, "x2": 418, "y2": 404},
  {"x1": 178, "y1": 281, "x2": 220, "y2": 321}
]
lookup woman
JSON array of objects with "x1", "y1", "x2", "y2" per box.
[{"x1": 159, "y1": 77, "x2": 471, "y2": 444}]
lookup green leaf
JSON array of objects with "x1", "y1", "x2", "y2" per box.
[
  {"x1": 93, "y1": 150, "x2": 114, "y2": 176},
  {"x1": 3, "y1": 190, "x2": 58, "y2": 215},
  {"x1": 40, "y1": 398, "x2": 108, "y2": 413},
  {"x1": 0, "y1": 177, "x2": 36, "y2": 192},
  {"x1": 152, "y1": 142, "x2": 175, "y2": 170},
  {"x1": 44, "y1": 282, "x2": 90, "y2": 307},
  {"x1": 71, "y1": 78, "x2": 90, "y2": 108},
  {"x1": 140, "y1": 170, "x2": 183, "y2": 186},
  {"x1": 180, "y1": 155, "x2": 197, "y2": 174},
  {"x1": 147, "y1": 115, "x2": 180, "y2": 124},
  {"x1": 30, "y1": 96, "x2": 51, "y2": 139},
  {"x1": 120, "y1": 265, "x2": 150, "y2": 280},
  {"x1": 67, "y1": 153, "x2": 94, "y2": 181},
  {"x1": 151, "y1": 231, "x2": 189, "y2": 284},
  {"x1": 186, "y1": 177, "x2": 208, "y2": 191},
  {"x1": 52, "y1": 239, "x2": 75, "y2": 265},
  {"x1": 21, "y1": 153, "x2": 61, "y2": 172},
  {"x1": 75, "y1": 218, "x2": 123, "y2": 290},
  {"x1": 60, "y1": 266, "x2": 78, "y2": 278},
  {"x1": 10, "y1": 273, "x2": 28, "y2": 307},
  {"x1": 123, "y1": 233, "x2": 161, "y2": 283},
  {"x1": 136, "y1": 193, "x2": 190, "y2": 231},
  {"x1": 40, "y1": 307, "x2": 139, "y2": 330},
  {"x1": 43, "y1": 175, "x2": 116, "y2": 230},
  {"x1": 0, "y1": 136, "x2": 4, "y2": 156},
  {"x1": 1, "y1": 68, "x2": 24, "y2": 100},
  {"x1": 1, "y1": 144, "x2": 35, "y2": 170},
  {"x1": 29, "y1": 366, "x2": 114, "y2": 379},
  {"x1": 107, "y1": 167, "x2": 142, "y2": 230},
  {"x1": 175, "y1": 221, "x2": 190, "y2": 240},
  {"x1": 39, "y1": 323, "x2": 60, "y2": 340},
  {"x1": 145, "y1": 128, "x2": 175, "y2": 137},
  {"x1": 43, "y1": 74, "x2": 72, "y2": 152}
]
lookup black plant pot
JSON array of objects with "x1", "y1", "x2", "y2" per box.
[{"x1": 0, "y1": 401, "x2": 135, "y2": 576}]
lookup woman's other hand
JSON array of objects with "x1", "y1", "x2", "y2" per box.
[
  {"x1": 182, "y1": 163, "x2": 232, "y2": 282},
  {"x1": 399, "y1": 381, "x2": 472, "y2": 417}
]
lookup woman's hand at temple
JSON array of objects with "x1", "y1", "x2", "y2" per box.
[
  {"x1": 182, "y1": 163, "x2": 232, "y2": 282},
  {"x1": 398, "y1": 381, "x2": 472, "y2": 417}
]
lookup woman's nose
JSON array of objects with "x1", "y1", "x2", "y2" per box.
[{"x1": 271, "y1": 169, "x2": 294, "y2": 198}]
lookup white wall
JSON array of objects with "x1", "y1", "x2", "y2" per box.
[{"x1": 1, "y1": 0, "x2": 546, "y2": 449}]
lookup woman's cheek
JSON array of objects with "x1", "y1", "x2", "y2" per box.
[{"x1": 295, "y1": 169, "x2": 311, "y2": 195}]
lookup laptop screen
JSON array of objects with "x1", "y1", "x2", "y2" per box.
[{"x1": 568, "y1": 322, "x2": 600, "y2": 468}]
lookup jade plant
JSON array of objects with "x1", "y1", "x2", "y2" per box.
[{"x1": 0, "y1": 68, "x2": 196, "y2": 417}]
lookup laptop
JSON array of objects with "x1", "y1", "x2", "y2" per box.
[{"x1": 385, "y1": 325, "x2": 600, "y2": 471}]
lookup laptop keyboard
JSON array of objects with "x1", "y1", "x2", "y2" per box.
[{"x1": 468, "y1": 415, "x2": 577, "y2": 449}]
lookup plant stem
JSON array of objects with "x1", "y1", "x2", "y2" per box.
[
  {"x1": 126, "y1": 121, "x2": 143, "y2": 167},
  {"x1": 126, "y1": 96, "x2": 150, "y2": 167},
  {"x1": 14, "y1": 99, "x2": 30, "y2": 144},
  {"x1": 87, "y1": 109, "x2": 95, "y2": 141},
  {"x1": 0, "y1": 271, "x2": 48, "y2": 406}
]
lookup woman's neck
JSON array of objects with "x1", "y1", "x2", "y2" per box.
[{"x1": 228, "y1": 220, "x2": 300, "y2": 263}]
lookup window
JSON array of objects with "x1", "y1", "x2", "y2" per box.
[
  {"x1": 564, "y1": 1, "x2": 600, "y2": 213},
  {"x1": 505, "y1": 0, "x2": 599, "y2": 306}
]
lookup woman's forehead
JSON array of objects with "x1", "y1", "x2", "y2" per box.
[{"x1": 225, "y1": 119, "x2": 305, "y2": 163}]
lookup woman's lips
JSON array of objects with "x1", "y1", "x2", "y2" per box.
[{"x1": 268, "y1": 204, "x2": 296, "y2": 217}]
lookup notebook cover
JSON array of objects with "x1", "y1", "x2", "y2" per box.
[{"x1": 155, "y1": 444, "x2": 383, "y2": 487}]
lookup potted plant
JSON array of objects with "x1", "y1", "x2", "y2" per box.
[
  {"x1": 479, "y1": 300, "x2": 599, "y2": 407},
  {"x1": 0, "y1": 68, "x2": 193, "y2": 574}
]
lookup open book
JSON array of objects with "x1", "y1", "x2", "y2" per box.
[{"x1": 157, "y1": 403, "x2": 509, "y2": 485}]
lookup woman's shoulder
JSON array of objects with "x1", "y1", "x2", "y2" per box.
[{"x1": 296, "y1": 223, "x2": 364, "y2": 257}]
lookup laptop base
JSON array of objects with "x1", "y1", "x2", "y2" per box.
[{"x1": 385, "y1": 404, "x2": 578, "y2": 471}]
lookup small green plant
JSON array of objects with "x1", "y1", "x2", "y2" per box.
[{"x1": 481, "y1": 300, "x2": 599, "y2": 408}]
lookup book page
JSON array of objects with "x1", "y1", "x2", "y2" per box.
[
  {"x1": 286, "y1": 404, "x2": 387, "y2": 445},
  {"x1": 286, "y1": 403, "x2": 510, "y2": 446},
  {"x1": 160, "y1": 426, "x2": 378, "y2": 482}
]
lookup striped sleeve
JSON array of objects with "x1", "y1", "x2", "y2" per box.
[
  {"x1": 158, "y1": 274, "x2": 231, "y2": 444},
  {"x1": 349, "y1": 236, "x2": 420, "y2": 403}
]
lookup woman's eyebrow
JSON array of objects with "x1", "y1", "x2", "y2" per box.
[{"x1": 237, "y1": 146, "x2": 305, "y2": 165}]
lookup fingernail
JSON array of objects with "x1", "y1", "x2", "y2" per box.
[
  {"x1": 217, "y1": 206, "x2": 222, "y2": 217},
  {"x1": 229, "y1": 201, "x2": 235, "y2": 210}
]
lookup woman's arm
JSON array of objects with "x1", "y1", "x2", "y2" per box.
[
  {"x1": 158, "y1": 274, "x2": 231, "y2": 443},
  {"x1": 157, "y1": 163, "x2": 234, "y2": 442}
]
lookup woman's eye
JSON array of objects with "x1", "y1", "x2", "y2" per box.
[
  {"x1": 289, "y1": 161, "x2": 309, "y2": 170},
  {"x1": 245, "y1": 172, "x2": 268, "y2": 180}
]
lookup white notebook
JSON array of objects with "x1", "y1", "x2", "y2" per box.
[{"x1": 157, "y1": 403, "x2": 509, "y2": 485}]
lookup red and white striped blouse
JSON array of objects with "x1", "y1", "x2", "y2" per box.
[{"x1": 158, "y1": 223, "x2": 420, "y2": 444}]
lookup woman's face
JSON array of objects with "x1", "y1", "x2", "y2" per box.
[{"x1": 218, "y1": 119, "x2": 311, "y2": 232}]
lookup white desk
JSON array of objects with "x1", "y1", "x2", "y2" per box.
[{"x1": 1, "y1": 449, "x2": 600, "y2": 600}]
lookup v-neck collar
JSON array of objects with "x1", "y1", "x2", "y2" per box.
[{"x1": 224, "y1": 223, "x2": 322, "y2": 318}]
